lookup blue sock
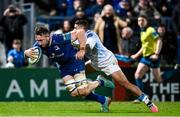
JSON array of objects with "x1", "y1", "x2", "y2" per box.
[
  {"x1": 97, "y1": 75, "x2": 104, "y2": 86},
  {"x1": 135, "y1": 79, "x2": 144, "y2": 91},
  {"x1": 138, "y1": 93, "x2": 146, "y2": 101},
  {"x1": 85, "y1": 92, "x2": 105, "y2": 104},
  {"x1": 98, "y1": 79, "x2": 104, "y2": 86},
  {"x1": 138, "y1": 94, "x2": 152, "y2": 107}
]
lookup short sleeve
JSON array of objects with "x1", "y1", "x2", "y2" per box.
[
  {"x1": 86, "y1": 33, "x2": 96, "y2": 49},
  {"x1": 148, "y1": 27, "x2": 159, "y2": 40}
]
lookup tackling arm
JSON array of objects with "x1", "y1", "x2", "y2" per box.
[{"x1": 75, "y1": 29, "x2": 86, "y2": 60}]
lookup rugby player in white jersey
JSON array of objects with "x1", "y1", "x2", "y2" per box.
[{"x1": 70, "y1": 19, "x2": 159, "y2": 113}]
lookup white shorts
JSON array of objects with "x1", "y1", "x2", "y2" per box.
[{"x1": 91, "y1": 55, "x2": 121, "y2": 76}]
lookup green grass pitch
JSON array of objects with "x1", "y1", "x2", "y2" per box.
[{"x1": 0, "y1": 101, "x2": 179, "y2": 116}]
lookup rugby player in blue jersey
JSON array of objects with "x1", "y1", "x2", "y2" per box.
[{"x1": 24, "y1": 25, "x2": 113, "y2": 112}]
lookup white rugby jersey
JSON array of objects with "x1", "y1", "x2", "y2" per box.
[{"x1": 85, "y1": 30, "x2": 115, "y2": 68}]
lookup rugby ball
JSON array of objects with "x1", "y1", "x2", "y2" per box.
[{"x1": 28, "y1": 46, "x2": 42, "y2": 64}]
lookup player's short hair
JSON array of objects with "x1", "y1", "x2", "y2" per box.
[
  {"x1": 35, "y1": 25, "x2": 50, "y2": 36},
  {"x1": 74, "y1": 19, "x2": 89, "y2": 30},
  {"x1": 138, "y1": 14, "x2": 150, "y2": 26},
  {"x1": 138, "y1": 14, "x2": 148, "y2": 20}
]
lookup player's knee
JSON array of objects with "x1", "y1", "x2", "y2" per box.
[
  {"x1": 77, "y1": 84, "x2": 90, "y2": 96},
  {"x1": 135, "y1": 72, "x2": 141, "y2": 79},
  {"x1": 70, "y1": 86, "x2": 90, "y2": 97},
  {"x1": 70, "y1": 90, "x2": 79, "y2": 97}
]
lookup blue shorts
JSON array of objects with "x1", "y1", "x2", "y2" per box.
[
  {"x1": 60, "y1": 59, "x2": 85, "y2": 78},
  {"x1": 140, "y1": 56, "x2": 160, "y2": 68}
]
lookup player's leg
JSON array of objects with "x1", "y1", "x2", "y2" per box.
[
  {"x1": 110, "y1": 69, "x2": 143, "y2": 96},
  {"x1": 62, "y1": 71, "x2": 99, "y2": 96},
  {"x1": 110, "y1": 70, "x2": 158, "y2": 112},
  {"x1": 151, "y1": 68, "x2": 163, "y2": 83},
  {"x1": 63, "y1": 75, "x2": 79, "y2": 96},
  {"x1": 73, "y1": 72, "x2": 112, "y2": 112},
  {"x1": 85, "y1": 92, "x2": 111, "y2": 112},
  {"x1": 134, "y1": 62, "x2": 149, "y2": 91},
  {"x1": 100, "y1": 56, "x2": 158, "y2": 112},
  {"x1": 73, "y1": 72, "x2": 95, "y2": 96},
  {"x1": 73, "y1": 71, "x2": 114, "y2": 95},
  {"x1": 150, "y1": 56, "x2": 163, "y2": 82}
]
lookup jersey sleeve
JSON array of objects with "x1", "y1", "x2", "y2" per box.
[
  {"x1": 148, "y1": 27, "x2": 159, "y2": 40},
  {"x1": 52, "y1": 32, "x2": 71, "y2": 44},
  {"x1": 86, "y1": 33, "x2": 96, "y2": 49},
  {"x1": 7, "y1": 50, "x2": 14, "y2": 58}
]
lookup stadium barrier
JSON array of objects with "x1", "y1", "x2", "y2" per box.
[
  {"x1": 0, "y1": 68, "x2": 112, "y2": 101},
  {"x1": 0, "y1": 67, "x2": 179, "y2": 101},
  {"x1": 114, "y1": 67, "x2": 180, "y2": 102}
]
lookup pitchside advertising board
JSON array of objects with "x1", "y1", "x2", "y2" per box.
[
  {"x1": 0, "y1": 68, "x2": 179, "y2": 101},
  {"x1": 114, "y1": 67, "x2": 180, "y2": 101},
  {"x1": 0, "y1": 68, "x2": 112, "y2": 101}
]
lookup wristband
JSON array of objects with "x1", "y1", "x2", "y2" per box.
[
  {"x1": 155, "y1": 53, "x2": 159, "y2": 56},
  {"x1": 80, "y1": 47, "x2": 85, "y2": 50}
]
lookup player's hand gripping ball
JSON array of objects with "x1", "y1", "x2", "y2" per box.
[{"x1": 28, "y1": 46, "x2": 42, "y2": 64}]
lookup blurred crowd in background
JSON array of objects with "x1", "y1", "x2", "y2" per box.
[{"x1": 0, "y1": 0, "x2": 180, "y2": 69}]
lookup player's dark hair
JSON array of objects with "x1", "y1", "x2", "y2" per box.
[
  {"x1": 138, "y1": 14, "x2": 150, "y2": 27},
  {"x1": 75, "y1": 19, "x2": 89, "y2": 30},
  {"x1": 138, "y1": 14, "x2": 148, "y2": 21},
  {"x1": 35, "y1": 26, "x2": 50, "y2": 35}
]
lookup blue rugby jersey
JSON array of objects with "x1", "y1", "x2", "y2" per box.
[
  {"x1": 8, "y1": 49, "x2": 25, "y2": 68},
  {"x1": 34, "y1": 32, "x2": 85, "y2": 77}
]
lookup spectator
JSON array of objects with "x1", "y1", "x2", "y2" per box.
[
  {"x1": 56, "y1": 0, "x2": 68, "y2": 16},
  {"x1": 6, "y1": 39, "x2": 26, "y2": 68},
  {"x1": 0, "y1": 42, "x2": 6, "y2": 68},
  {"x1": 24, "y1": 0, "x2": 58, "y2": 16},
  {"x1": 94, "y1": 4, "x2": 127, "y2": 53},
  {"x1": 121, "y1": 27, "x2": 140, "y2": 56},
  {"x1": 70, "y1": 6, "x2": 89, "y2": 26},
  {"x1": 67, "y1": 0, "x2": 84, "y2": 16},
  {"x1": 84, "y1": 0, "x2": 96, "y2": 8},
  {"x1": 134, "y1": 0, "x2": 161, "y2": 19},
  {"x1": 117, "y1": 27, "x2": 140, "y2": 67},
  {"x1": 114, "y1": 0, "x2": 133, "y2": 18},
  {"x1": 55, "y1": 20, "x2": 72, "y2": 34},
  {"x1": 172, "y1": 0, "x2": 180, "y2": 69},
  {"x1": 0, "y1": 5, "x2": 27, "y2": 52},
  {"x1": 155, "y1": 0, "x2": 173, "y2": 17},
  {"x1": 85, "y1": 0, "x2": 106, "y2": 17},
  {"x1": 90, "y1": 12, "x2": 100, "y2": 29},
  {"x1": 157, "y1": 24, "x2": 177, "y2": 65},
  {"x1": 114, "y1": 0, "x2": 136, "y2": 27}
]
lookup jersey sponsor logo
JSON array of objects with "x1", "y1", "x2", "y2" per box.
[
  {"x1": 87, "y1": 33, "x2": 93, "y2": 38},
  {"x1": 54, "y1": 45, "x2": 60, "y2": 50},
  {"x1": 152, "y1": 32, "x2": 158, "y2": 37},
  {"x1": 49, "y1": 53, "x2": 64, "y2": 58}
]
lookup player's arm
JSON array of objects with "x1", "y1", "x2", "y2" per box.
[
  {"x1": 155, "y1": 37, "x2": 162, "y2": 56},
  {"x1": 150, "y1": 37, "x2": 162, "y2": 60},
  {"x1": 150, "y1": 28, "x2": 162, "y2": 59},
  {"x1": 131, "y1": 47, "x2": 143, "y2": 60},
  {"x1": 75, "y1": 29, "x2": 86, "y2": 60}
]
